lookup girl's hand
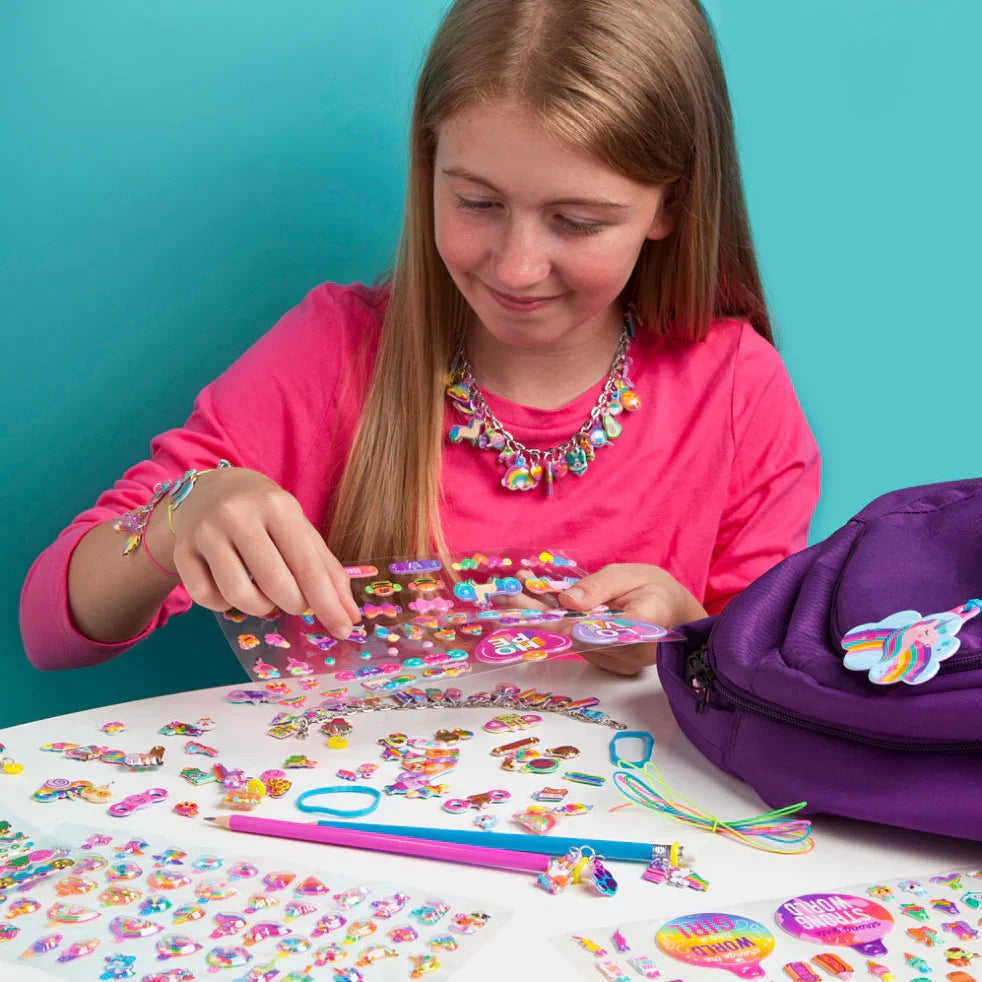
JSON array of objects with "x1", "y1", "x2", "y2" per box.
[
  {"x1": 161, "y1": 466, "x2": 361, "y2": 639},
  {"x1": 557, "y1": 563, "x2": 706, "y2": 675}
]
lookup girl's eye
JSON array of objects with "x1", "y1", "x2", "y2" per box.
[
  {"x1": 453, "y1": 195, "x2": 497, "y2": 212},
  {"x1": 556, "y1": 215, "x2": 605, "y2": 236},
  {"x1": 452, "y1": 195, "x2": 605, "y2": 236}
]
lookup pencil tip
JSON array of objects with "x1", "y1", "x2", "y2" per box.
[{"x1": 203, "y1": 816, "x2": 216, "y2": 822}]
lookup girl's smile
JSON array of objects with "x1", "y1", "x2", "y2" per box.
[{"x1": 483, "y1": 282, "x2": 567, "y2": 312}]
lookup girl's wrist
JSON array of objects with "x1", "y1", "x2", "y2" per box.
[
  {"x1": 144, "y1": 500, "x2": 179, "y2": 578},
  {"x1": 676, "y1": 588, "x2": 708, "y2": 625},
  {"x1": 657, "y1": 575, "x2": 707, "y2": 627},
  {"x1": 111, "y1": 459, "x2": 230, "y2": 578}
]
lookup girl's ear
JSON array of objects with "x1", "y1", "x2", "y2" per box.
[{"x1": 646, "y1": 179, "x2": 687, "y2": 241}]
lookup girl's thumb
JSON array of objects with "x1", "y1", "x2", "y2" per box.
[
  {"x1": 558, "y1": 579, "x2": 597, "y2": 610},
  {"x1": 558, "y1": 565, "x2": 642, "y2": 611}
]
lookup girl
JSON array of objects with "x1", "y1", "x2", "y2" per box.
[{"x1": 21, "y1": 0, "x2": 819, "y2": 676}]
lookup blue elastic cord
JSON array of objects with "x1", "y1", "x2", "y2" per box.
[
  {"x1": 609, "y1": 730, "x2": 655, "y2": 768},
  {"x1": 295, "y1": 785, "x2": 381, "y2": 818}
]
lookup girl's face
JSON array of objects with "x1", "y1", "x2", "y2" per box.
[{"x1": 433, "y1": 99, "x2": 676, "y2": 353}]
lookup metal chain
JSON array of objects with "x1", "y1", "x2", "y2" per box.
[
  {"x1": 453, "y1": 311, "x2": 636, "y2": 466},
  {"x1": 338, "y1": 701, "x2": 629, "y2": 730},
  {"x1": 270, "y1": 692, "x2": 628, "y2": 736}
]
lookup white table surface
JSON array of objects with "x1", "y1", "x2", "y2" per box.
[{"x1": 3, "y1": 658, "x2": 980, "y2": 981}]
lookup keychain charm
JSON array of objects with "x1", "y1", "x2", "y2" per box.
[
  {"x1": 483, "y1": 713, "x2": 543, "y2": 733},
  {"x1": 841, "y1": 600, "x2": 981, "y2": 685},
  {"x1": 589, "y1": 856, "x2": 618, "y2": 896},
  {"x1": 443, "y1": 790, "x2": 510, "y2": 814}
]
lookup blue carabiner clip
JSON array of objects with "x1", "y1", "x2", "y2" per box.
[{"x1": 609, "y1": 730, "x2": 655, "y2": 768}]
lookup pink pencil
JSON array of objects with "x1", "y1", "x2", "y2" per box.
[{"x1": 206, "y1": 814, "x2": 551, "y2": 874}]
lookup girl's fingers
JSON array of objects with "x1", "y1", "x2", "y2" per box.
[
  {"x1": 265, "y1": 518, "x2": 354, "y2": 638},
  {"x1": 491, "y1": 591, "x2": 549, "y2": 612},
  {"x1": 618, "y1": 596, "x2": 672, "y2": 626},
  {"x1": 181, "y1": 544, "x2": 274, "y2": 616},
  {"x1": 557, "y1": 564, "x2": 648, "y2": 610},
  {"x1": 174, "y1": 550, "x2": 228, "y2": 612},
  {"x1": 235, "y1": 528, "x2": 309, "y2": 616},
  {"x1": 578, "y1": 643, "x2": 659, "y2": 676},
  {"x1": 306, "y1": 527, "x2": 362, "y2": 624}
]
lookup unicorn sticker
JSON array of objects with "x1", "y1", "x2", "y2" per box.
[{"x1": 841, "y1": 600, "x2": 981, "y2": 685}]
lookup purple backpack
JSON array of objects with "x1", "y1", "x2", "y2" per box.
[{"x1": 658, "y1": 479, "x2": 982, "y2": 841}]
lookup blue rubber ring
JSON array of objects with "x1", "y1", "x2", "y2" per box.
[
  {"x1": 609, "y1": 730, "x2": 655, "y2": 767},
  {"x1": 295, "y1": 785, "x2": 381, "y2": 818}
]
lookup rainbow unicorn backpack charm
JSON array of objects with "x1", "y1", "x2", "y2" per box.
[{"x1": 841, "y1": 600, "x2": 981, "y2": 685}]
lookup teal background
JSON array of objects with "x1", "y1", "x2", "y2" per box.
[{"x1": 3, "y1": 2, "x2": 978, "y2": 726}]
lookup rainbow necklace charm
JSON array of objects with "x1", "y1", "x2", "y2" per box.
[{"x1": 445, "y1": 308, "x2": 641, "y2": 497}]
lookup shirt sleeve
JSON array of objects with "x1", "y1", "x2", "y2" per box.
[
  {"x1": 702, "y1": 327, "x2": 821, "y2": 616},
  {"x1": 19, "y1": 283, "x2": 357, "y2": 671}
]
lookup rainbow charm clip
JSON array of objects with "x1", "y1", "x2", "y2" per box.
[{"x1": 841, "y1": 600, "x2": 981, "y2": 685}]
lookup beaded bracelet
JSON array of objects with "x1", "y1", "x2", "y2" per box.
[{"x1": 112, "y1": 460, "x2": 231, "y2": 559}]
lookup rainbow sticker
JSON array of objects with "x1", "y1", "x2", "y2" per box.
[
  {"x1": 775, "y1": 893, "x2": 894, "y2": 955},
  {"x1": 46, "y1": 902, "x2": 102, "y2": 924},
  {"x1": 656, "y1": 912, "x2": 775, "y2": 978}
]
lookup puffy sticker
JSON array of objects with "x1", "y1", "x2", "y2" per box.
[
  {"x1": 46, "y1": 902, "x2": 102, "y2": 924},
  {"x1": 571, "y1": 617, "x2": 682, "y2": 645},
  {"x1": 244, "y1": 894, "x2": 280, "y2": 914},
  {"x1": 657, "y1": 912, "x2": 775, "y2": 978},
  {"x1": 209, "y1": 912, "x2": 247, "y2": 938},
  {"x1": 205, "y1": 945, "x2": 252, "y2": 970},
  {"x1": 474, "y1": 629, "x2": 571, "y2": 664},
  {"x1": 775, "y1": 894, "x2": 894, "y2": 956},
  {"x1": 242, "y1": 921, "x2": 291, "y2": 946},
  {"x1": 107, "y1": 914, "x2": 164, "y2": 942},
  {"x1": 171, "y1": 904, "x2": 206, "y2": 925},
  {"x1": 312, "y1": 912, "x2": 346, "y2": 936},
  {"x1": 155, "y1": 933, "x2": 203, "y2": 959}
]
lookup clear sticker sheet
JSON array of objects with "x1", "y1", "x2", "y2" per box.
[
  {"x1": 0, "y1": 808, "x2": 511, "y2": 981},
  {"x1": 551, "y1": 867, "x2": 982, "y2": 982},
  {"x1": 215, "y1": 548, "x2": 682, "y2": 691}
]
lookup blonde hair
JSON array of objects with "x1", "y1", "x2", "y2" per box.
[{"x1": 328, "y1": 0, "x2": 770, "y2": 562}]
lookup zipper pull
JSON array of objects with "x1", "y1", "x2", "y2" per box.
[{"x1": 685, "y1": 646, "x2": 714, "y2": 714}]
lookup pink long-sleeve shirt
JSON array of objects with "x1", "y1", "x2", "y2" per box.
[{"x1": 21, "y1": 280, "x2": 820, "y2": 670}]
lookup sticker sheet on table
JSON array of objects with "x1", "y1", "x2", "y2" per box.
[
  {"x1": 0, "y1": 812, "x2": 510, "y2": 981},
  {"x1": 214, "y1": 548, "x2": 681, "y2": 689},
  {"x1": 552, "y1": 867, "x2": 982, "y2": 982}
]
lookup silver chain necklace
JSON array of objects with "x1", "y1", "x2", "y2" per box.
[{"x1": 445, "y1": 308, "x2": 642, "y2": 496}]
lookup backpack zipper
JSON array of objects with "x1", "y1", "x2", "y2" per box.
[
  {"x1": 938, "y1": 651, "x2": 982, "y2": 674},
  {"x1": 684, "y1": 644, "x2": 982, "y2": 753}
]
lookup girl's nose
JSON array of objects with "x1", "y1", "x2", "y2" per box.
[{"x1": 493, "y1": 218, "x2": 551, "y2": 291}]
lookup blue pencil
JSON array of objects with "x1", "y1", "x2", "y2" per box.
[{"x1": 315, "y1": 819, "x2": 661, "y2": 863}]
